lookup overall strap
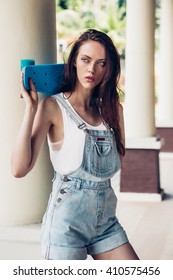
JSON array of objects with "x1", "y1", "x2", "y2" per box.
[{"x1": 53, "y1": 94, "x2": 87, "y2": 130}]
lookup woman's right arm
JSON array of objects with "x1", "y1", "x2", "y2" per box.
[{"x1": 11, "y1": 74, "x2": 52, "y2": 177}]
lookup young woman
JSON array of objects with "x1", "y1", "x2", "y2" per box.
[{"x1": 11, "y1": 29, "x2": 139, "y2": 260}]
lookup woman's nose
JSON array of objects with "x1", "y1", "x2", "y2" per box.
[{"x1": 88, "y1": 63, "x2": 95, "y2": 73}]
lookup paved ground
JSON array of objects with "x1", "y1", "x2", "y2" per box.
[
  {"x1": 0, "y1": 152, "x2": 173, "y2": 260},
  {"x1": 116, "y1": 152, "x2": 173, "y2": 260}
]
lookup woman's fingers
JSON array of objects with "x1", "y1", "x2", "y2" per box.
[
  {"x1": 19, "y1": 73, "x2": 38, "y2": 109},
  {"x1": 20, "y1": 72, "x2": 28, "y2": 98},
  {"x1": 29, "y1": 78, "x2": 36, "y2": 91},
  {"x1": 29, "y1": 78, "x2": 38, "y2": 104}
]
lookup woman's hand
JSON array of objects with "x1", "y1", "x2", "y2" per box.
[{"x1": 20, "y1": 72, "x2": 38, "y2": 112}]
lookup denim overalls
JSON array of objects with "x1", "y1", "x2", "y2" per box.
[{"x1": 41, "y1": 94, "x2": 128, "y2": 260}]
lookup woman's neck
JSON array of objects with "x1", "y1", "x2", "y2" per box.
[{"x1": 64, "y1": 88, "x2": 94, "y2": 110}]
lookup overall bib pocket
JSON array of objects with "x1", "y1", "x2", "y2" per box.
[{"x1": 82, "y1": 132, "x2": 120, "y2": 178}]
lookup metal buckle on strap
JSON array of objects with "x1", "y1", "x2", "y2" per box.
[
  {"x1": 78, "y1": 123, "x2": 87, "y2": 129},
  {"x1": 62, "y1": 176, "x2": 71, "y2": 182}
]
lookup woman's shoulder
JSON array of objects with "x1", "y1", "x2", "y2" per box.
[
  {"x1": 117, "y1": 103, "x2": 124, "y2": 132},
  {"x1": 38, "y1": 95, "x2": 62, "y2": 122},
  {"x1": 39, "y1": 94, "x2": 61, "y2": 109},
  {"x1": 117, "y1": 102, "x2": 124, "y2": 115}
]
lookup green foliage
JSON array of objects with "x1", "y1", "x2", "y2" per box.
[
  {"x1": 56, "y1": 0, "x2": 68, "y2": 9},
  {"x1": 56, "y1": 0, "x2": 84, "y2": 11},
  {"x1": 56, "y1": 9, "x2": 82, "y2": 38},
  {"x1": 81, "y1": 11, "x2": 95, "y2": 29},
  {"x1": 56, "y1": 0, "x2": 126, "y2": 57},
  {"x1": 117, "y1": 0, "x2": 126, "y2": 8}
]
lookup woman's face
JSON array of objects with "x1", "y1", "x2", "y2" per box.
[{"x1": 75, "y1": 40, "x2": 106, "y2": 92}]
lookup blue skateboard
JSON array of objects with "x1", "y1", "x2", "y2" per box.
[{"x1": 22, "y1": 62, "x2": 65, "y2": 95}]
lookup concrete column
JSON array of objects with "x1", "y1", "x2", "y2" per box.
[
  {"x1": 0, "y1": 0, "x2": 56, "y2": 225},
  {"x1": 120, "y1": 0, "x2": 163, "y2": 199},
  {"x1": 156, "y1": 0, "x2": 173, "y2": 152},
  {"x1": 125, "y1": 0, "x2": 156, "y2": 137},
  {"x1": 157, "y1": 0, "x2": 173, "y2": 122}
]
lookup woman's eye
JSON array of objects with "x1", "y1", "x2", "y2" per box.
[
  {"x1": 98, "y1": 61, "x2": 105, "y2": 67},
  {"x1": 81, "y1": 58, "x2": 89, "y2": 63}
]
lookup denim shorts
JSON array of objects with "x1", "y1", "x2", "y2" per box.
[{"x1": 41, "y1": 173, "x2": 128, "y2": 260}]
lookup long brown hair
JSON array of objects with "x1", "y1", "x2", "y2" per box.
[{"x1": 61, "y1": 29, "x2": 125, "y2": 156}]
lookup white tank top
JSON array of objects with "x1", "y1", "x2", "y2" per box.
[{"x1": 47, "y1": 93, "x2": 106, "y2": 174}]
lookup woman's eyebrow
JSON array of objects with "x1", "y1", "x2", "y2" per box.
[
  {"x1": 80, "y1": 54, "x2": 106, "y2": 60},
  {"x1": 80, "y1": 54, "x2": 91, "y2": 58}
]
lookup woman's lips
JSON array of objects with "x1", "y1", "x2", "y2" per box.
[{"x1": 85, "y1": 76, "x2": 95, "y2": 82}]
